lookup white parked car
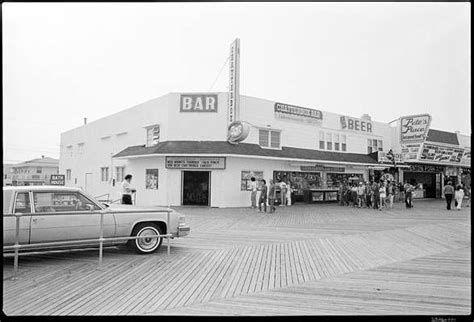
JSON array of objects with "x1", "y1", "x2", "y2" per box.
[{"x1": 3, "y1": 186, "x2": 190, "y2": 254}]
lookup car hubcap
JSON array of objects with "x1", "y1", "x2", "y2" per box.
[{"x1": 137, "y1": 227, "x2": 160, "y2": 251}]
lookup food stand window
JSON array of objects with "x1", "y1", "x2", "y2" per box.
[{"x1": 274, "y1": 171, "x2": 322, "y2": 200}]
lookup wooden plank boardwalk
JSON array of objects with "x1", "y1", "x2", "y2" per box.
[{"x1": 2, "y1": 200, "x2": 471, "y2": 315}]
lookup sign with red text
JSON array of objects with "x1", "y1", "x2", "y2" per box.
[
  {"x1": 419, "y1": 143, "x2": 464, "y2": 164},
  {"x1": 400, "y1": 114, "x2": 431, "y2": 143},
  {"x1": 460, "y1": 148, "x2": 471, "y2": 166},
  {"x1": 400, "y1": 143, "x2": 423, "y2": 161}
]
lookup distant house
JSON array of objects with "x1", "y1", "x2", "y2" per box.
[
  {"x1": 9, "y1": 156, "x2": 59, "y2": 186},
  {"x1": 3, "y1": 163, "x2": 15, "y2": 186}
]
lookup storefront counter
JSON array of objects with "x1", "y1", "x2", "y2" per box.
[
  {"x1": 412, "y1": 189, "x2": 426, "y2": 199},
  {"x1": 304, "y1": 189, "x2": 339, "y2": 203}
]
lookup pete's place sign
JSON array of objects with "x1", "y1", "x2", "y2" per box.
[
  {"x1": 400, "y1": 114, "x2": 431, "y2": 143},
  {"x1": 340, "y1": 116, "x2": 372, "y2": 132},
  {"x1": 180, "y1": 94, "x2": 218, "y2": 112}
]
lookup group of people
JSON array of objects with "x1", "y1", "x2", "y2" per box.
[
  {"x1": 338, "y1": 180, "x2": 409, "y2": 210},
  {"x1": 250, "y1": 177, "x2": 290, "y2": 213},
  {"x1": 442, "y1": 181, "x2": 470, "y2": 210}
]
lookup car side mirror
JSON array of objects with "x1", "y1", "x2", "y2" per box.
[{"x1": 86, "y1": 204, "x2": 94, "y2": 211}]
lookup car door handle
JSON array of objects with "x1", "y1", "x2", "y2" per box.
[{"x1": 32, "y1": 218, "x2": 45, "y2": 223}]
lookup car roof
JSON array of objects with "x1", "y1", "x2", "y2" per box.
[{"x1": 3, "y1": 185, "x2": 83, "y2": 192}]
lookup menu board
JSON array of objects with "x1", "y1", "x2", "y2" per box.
[
  {"x1": 326, "y1": 173, "x2": 364, "y2": 188},
  {"x1": 241, "y1": 171, "x2": 264, "y2": 191},
  {"x1": 419, "y1": 144, "x2": 464, "y2": 164},
  {"x1": 400, "y1": 143, "x2": 422, "y2": 161}
]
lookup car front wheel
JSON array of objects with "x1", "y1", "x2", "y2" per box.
[{"x1": 129, "y1": 223, "x2": 163, "y2": 254}]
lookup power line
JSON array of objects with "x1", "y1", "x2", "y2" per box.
[{"x1": 208, "y1": 56, "x2": 230, "y2": 92}]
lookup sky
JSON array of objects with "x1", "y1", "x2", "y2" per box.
[{"x1": 3, "y1": 2, "x2": 471, "y2": 164}]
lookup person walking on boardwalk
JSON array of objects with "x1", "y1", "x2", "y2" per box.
[
  {"x1": 121, "y1": 174, "x2": 136, "y2": 205},
  {"x1": 258, "y1": 179, "x2": 268, "y2": 212},
  {"x1": 386, "y1": 181, "x2": 394, "y2": 209},
  {"x1": 443, "y1": 181, "x2": 454, "y2": 210},
  {"x1": 365, "y1": 181, "x2": 373, "y2": 209},
  {"x1": 268, "y1": 179, "x2": 277, "y2": 213},
  {"x1": 372, "y1": 181, "x2": 380, "y2": 210},
  {"x1": 250, "y1": 177, "x2": 257, "y2": 209},
  {"x1": 454, "y1": 184, "x2": 465, "y2": 210},
  {"x1": 404, "y1": 181, "x2": 414, "y2": 208},
  {"x1": 378, "y1": 181, "x2": 387, "y2": 210},
  {"x1": 357, "y1": 182, "x2": 365, "y2": 208},
  {"x1": 279, "y1": 180, "x2": 288, "y2": 206}
]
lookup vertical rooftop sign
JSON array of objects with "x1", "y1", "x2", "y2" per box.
[{"x1": 228, "y1": 38, "x2": 240, "y2": 124}]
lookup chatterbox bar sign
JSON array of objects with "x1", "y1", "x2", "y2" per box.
[{"x1": 400, "y1": 114, "x2": 431, "y2": 143}]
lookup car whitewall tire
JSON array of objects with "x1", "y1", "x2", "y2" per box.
[{"x1": 130, "y1": 223, "x2": 163, "y2": 254}]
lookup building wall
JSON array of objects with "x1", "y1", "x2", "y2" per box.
[
  {"x1": 239, "y1": 95, "x2": 393, "y2": 155},
  {"x1": 121, "y1": 155, "x2": 368, "y2": 208},
  {"x1": 60, "y1": 95, "x2": 171, "y2": 197},
  {"x1": 58, "y1": 92, "x2": 400, "y2": 203}
]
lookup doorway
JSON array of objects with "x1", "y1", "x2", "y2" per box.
[{"x1": 182, "y1": 171, "x2": 210, "y2": 206}]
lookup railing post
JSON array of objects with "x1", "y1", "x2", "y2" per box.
[
  {"x1": 13, "y1": 213, "x2": 21, "y2": 275},
  {"x1": 99, "y1": 211, "x2": 104, "y2": 265},
  {"x1": 167, "y1": 210, "x2": 170, "y2": 259}
]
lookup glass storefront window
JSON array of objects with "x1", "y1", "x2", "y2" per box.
[
  {"x1": 274, "y1": 171, "x2": 322, "y2": 198},
  {"x1": 326, "y1": 173, "x2": 364, "y2": 188}
]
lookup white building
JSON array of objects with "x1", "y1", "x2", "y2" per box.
[{"x1": 60, "y1": 93, "x2": 470, "y2": 207}]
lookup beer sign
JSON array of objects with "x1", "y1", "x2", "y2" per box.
[
  {"x1": 180, "y1": 94, "x2": 218, "y2": 112},
  {"x1": 400, "y1": 114, "x2": 431, "y2": 143},
  {"x1": 340, "y1": 116, "x2": 372, "y2": 132}
]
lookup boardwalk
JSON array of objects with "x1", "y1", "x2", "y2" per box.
[{"x1": 2, "y1": 200, "x2": 471, "y2": 315}]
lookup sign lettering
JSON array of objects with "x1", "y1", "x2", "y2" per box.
[
  {"x1": 50, "y1": 174, "x2": 65, "y2": 186},
  {"x1": 180, "y1": 94, "x2": 218, "y2": 112},
  {"x1": 340, "y1": 116, "x2": 372, "y2": 133},
  {"x1": 228, "y1": 38, "x2": 240, "y2": 123},
  {"x1": 166, "y1": 157, "x2": 226, "y2": 169},
  {"x1": 274, "y1": 103, "x2": 323, "y2": 124},
  {"x1": 400, "y1": 114, "x2": 431, "y2": 143}
]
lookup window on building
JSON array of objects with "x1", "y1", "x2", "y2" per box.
[
  {"x1": 367, "y1": 139, "x2": 373, "y2": 154},
  {"x1": 319, "y1": 131, "x2": 325, "y2": 149},
  {"x1": 326, "y1": 133, "x2": 332, "y2": 151},
  {"x1": 259, "y1": 129, "x2": 270, "y2": 147},
  {"x1": 116, "y1": 166, "x2": 125, "y2": 183},
  {"x1": 372, "y1": 139, "x2": 378, "y2": 151},
  {"x1": 66, "y1": 169, "x2": 71, "y2": 181},
  {"x1": 77, "y1": 143, "x2": 85, "y2": 155},
  {"x1": 101, "y1": 167, "x2": 109, "y2": 182},
  {"x1": 270, "y1": 131, "x2": 281, "y2": 148},
  {"x1": 36, "y1": 167, "x2": 42, "y2": 174},
  {"x1": 66, "y1": 145, "x2": 73, "y2": 157},
  {"x1": 259, "y1": 129, "x2": 281, "y2": 148},
  {"x1": 334, "y1": 134, "x2": 340, "y2": 151},
  {"x1": 377, "y1": 140, "x2": 383, "y2": 151},
  {"x1": 341, "y1": 135, "x2": 347, "y2": 152},
  {"x1": 146, "y1": 125, "x2": 160, "y2": 146}
]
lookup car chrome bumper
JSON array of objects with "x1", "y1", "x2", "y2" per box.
[{"x1": 177, "y1": 225, "x2": 190, "y2": 237}]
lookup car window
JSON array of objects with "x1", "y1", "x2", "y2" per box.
[
  {"x1": 33, "y1": 191, "x2": 101, "y2": 213},
  {"x1": 3, "y1": 190, "x2": 13, "y2": 214},
  {"x1": 14, "y1": 192, "x2": 31, "y2": 214}
]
